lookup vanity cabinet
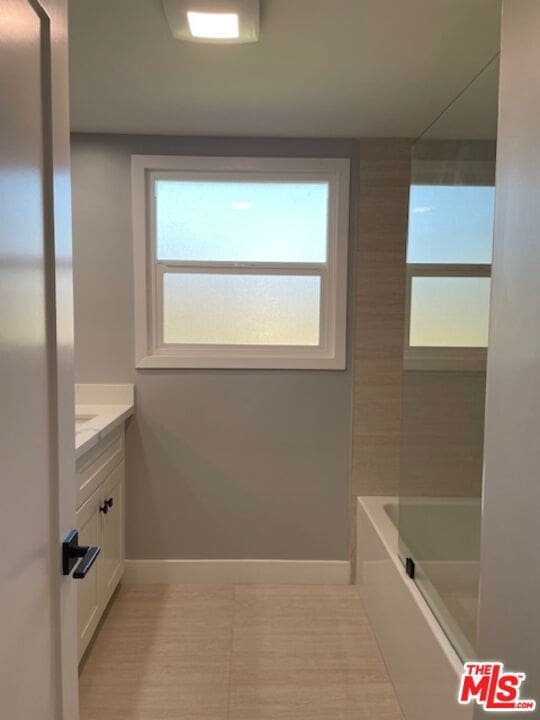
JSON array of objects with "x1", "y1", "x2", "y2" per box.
[{"x1": 76, "y1": 428, "x2": 125, "y2": 661}]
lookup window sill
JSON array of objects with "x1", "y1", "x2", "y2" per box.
[{"x1": 136, "y1": 352, "x2": 346, "y2": 371}]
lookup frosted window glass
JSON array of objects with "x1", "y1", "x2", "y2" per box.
[
  {"x1": 407, "y1": 185, "x2": 495, "y2": 264},
  {"x1": 163, "y1": 273, "x2": 320, "y2": 345},
  {"x1": 155, "y1": 180, "x2": 329, "y2": 263},
  {"x1": 409, "y1": 277, "x2": 491, "y2": 347}
]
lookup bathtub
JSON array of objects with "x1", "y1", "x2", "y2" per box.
[
  {"x1": 398, "y1": 498, "x2": 480, "y2": 660},
  {"x1": 356, "y1": 496, "x2": 474, "y2": 720}
]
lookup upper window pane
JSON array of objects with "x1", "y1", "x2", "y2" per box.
[
  {"x1": 407, "y1": 185, "x2": 495, "y2": 264},
  {"x1": 155, "y1": 179, "x2": 329, "y2": 263}
]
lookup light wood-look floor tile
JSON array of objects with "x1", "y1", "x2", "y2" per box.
[
  {"x1": 79, "y1": 585, "x2": 234, "y2": 720},
  {"x1": 79, "y1": 584, "x2": 403, "y2": 720},
  {"x1": 228, "y1": 586, "x2": 403, "y2": 720}
]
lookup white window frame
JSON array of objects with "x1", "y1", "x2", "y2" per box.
[{"x1": 132, "y1": 155, "x2": 350, "y2": 370}]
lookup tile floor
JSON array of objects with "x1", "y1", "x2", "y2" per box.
[{"x1": 79, "y1": 584, "x2": 403, "y2": 720}]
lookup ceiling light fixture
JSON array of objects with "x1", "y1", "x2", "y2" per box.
[
  {"x1": 162, "y1": 0, "x2": 259, "y2": 44},
  {"x1": 187, "y1": 11, "x2": 239, "y2": 39}
]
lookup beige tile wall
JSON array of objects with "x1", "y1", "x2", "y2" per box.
[
  {"x1": 401, "y1": 370, "x2": 487, "y2": 498},
  {"x1": 352, "y1": 140, "x2": 411, "y2": 496},
  {"x1": 350, "y1": 139, "x2": 411, "y2": 564}
]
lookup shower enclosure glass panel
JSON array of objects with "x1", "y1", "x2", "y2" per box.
[{"x1": 399, "y1": 57, "x2": 499, "y2": 661}]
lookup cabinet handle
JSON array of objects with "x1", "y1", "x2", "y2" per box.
[{"x1": 99, "y1": 497, "x2": 114, "y2": 514}]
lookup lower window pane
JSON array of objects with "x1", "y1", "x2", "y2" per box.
[
  {"x1": 163, "y1": 273, "x2": 321, "y2": 346},
  {"x1": 409, "y1": 276, "x2": 491, "y2": 347}
]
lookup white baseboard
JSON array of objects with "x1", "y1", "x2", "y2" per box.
[{"x1": 123, "y1": 559, "x2": 350, "y2": 585}]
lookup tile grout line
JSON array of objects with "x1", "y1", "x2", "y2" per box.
[{"x1": 225, "y1": 585, "x2": 238, "y2": 720}]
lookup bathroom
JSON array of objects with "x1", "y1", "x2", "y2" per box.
[{"x1": 1, "y1": 1, "x2": 540, "y2": 719}]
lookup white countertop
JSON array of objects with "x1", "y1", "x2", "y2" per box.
[{"x1": 75, "y1": 384, "x2": 135, "y2": 459}]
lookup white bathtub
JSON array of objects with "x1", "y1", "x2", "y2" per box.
[{"x1": 356, "y1": 496, "x2": 473, "y2": 720}]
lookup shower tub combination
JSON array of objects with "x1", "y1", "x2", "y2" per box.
[{"x1": 356, "y1": 496, "x2": 480, "y2": 720}]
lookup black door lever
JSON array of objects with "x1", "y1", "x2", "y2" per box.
[{"x1": 62, "y1": 529, "x2": 101, "y2": 579}]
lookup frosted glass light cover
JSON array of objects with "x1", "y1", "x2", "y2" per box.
[
  {"x1": 187, "y1": 12, "x2": 239, "y2": 39},
  {"x1": 409, "y1": 276, "x2": 491, "y2": 347},
  {"x1": 162, "y1": 0, "x2": 259, "y2": 45},
  {"x1": 155, "y1": 180, "x2": 329, "y2": 263},
  {"x1": 408, "y1": 185, "x2": 495, "y2": 264},
  {"x1": 163, "y1": 273, "x2": 321, "y2": 346}
]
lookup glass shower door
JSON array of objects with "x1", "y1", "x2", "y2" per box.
[{"x1": 399, "y1": 57, "x2": 499, "y2": 660}]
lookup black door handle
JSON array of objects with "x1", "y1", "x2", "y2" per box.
[
  {"x1": 73, "y1": 546, "x2": 101, "y2": 579},
  {"x1": 62, "y1": 530, "x2": 101, "y2": 579}
]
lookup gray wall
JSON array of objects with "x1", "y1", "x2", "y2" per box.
[
  {"x1": 476, "y1": 0, "x2": 540, "y2": 712},
  {"x1": 71, "y1": 134, "x2": 359, "y2": 561}
]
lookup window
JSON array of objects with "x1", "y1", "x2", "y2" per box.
[
  {"x1": 405, "y1": 184, "x2": 495, "y2": 370},
  {"x1": 132, "y1": 155, "x2": 350, "y2": 369}
]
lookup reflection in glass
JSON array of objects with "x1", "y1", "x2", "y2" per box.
[
  {"x1": 163, "y1": 273, "x2": 321, "y2": 346},
  {"x1": 409, "y1": 276, "x2": 491, "y2": 347},
  {"x1": 408, "y1": 185, "x2": 495, "y2": 264},
  {"x1": 399, "y1": 54, "x2": 499, "y2": 660}
]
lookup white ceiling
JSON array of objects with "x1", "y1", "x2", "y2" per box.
[{"x1": 68, "y1": 0, "x2": 501, "y2": 138}]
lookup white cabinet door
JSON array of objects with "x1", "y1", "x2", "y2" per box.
[
  {"x1": 76, "y1": 495, "x2": 101, "y2": 661},
  {"x1": 76, "y1": 458, "x2": 125, "y2": 660},
  {"x1": 99, "y1": 460, "x2": 125, "y2": 608}
]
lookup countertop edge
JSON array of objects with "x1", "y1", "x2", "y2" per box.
[{"x1": 75, "y1": 403, "x2": 135, "y2": 460}]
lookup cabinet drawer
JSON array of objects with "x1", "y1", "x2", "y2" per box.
[{"x1": 76, "y1": 426, "x2": 124, "y2": 509}]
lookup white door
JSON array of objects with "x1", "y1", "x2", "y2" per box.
[{"x1": 0, "y1": 1, "x2": 79, "y2": 718}]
